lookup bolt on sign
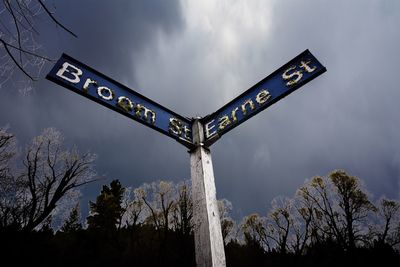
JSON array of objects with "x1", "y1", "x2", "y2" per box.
[{"x1": 47, "y1": 49, "x2": 326, "y2": 267}]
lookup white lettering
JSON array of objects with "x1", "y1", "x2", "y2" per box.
[
  {"x1": 255, "y1": 90, "x2": 271, "y2": 105},
  {"x1": 241, "y1": 99, "x2": 255, "y2": 115},
  {"x1": 299, "y1": 60, "x2": 316, "y2": 73},
  {"x1": 56, "y1": 62, "x2": 82, "y2": 84},
  {"x1": 169, "y1": 118, "x2": 183, "y2": 135},
  {"x1": 117, "y1": 96, "x2": 133, "y2": 112},
  {"x1": 282, "y1": 65, "x2": 303, "y2": 87},
  {"x1": 134, "y1": 104, "x2": 156, "y2": 124},
  {"x1": 205, "y1": 120, "x2": 217, "y2": 139},
  {"x1": 231, "y1": 107, "x2": 239, "y2": 122},
  {"x1": 82, "y1": 78, "x2": 97, "y2": 92},
  {"x1": 97, "y1": 86, "x2": 115, "y2": 100},
  {"x1": 218, "y1": 115, "x2": 231, "y2": 131}
]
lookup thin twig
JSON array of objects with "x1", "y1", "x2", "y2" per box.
[
  {"x1": 1, "y1": 39, "x2": 53, "y2": 60},
  {"x1": 15, "y1": 0, "x2": 40, "y2": 35},
  {"x1": 0, "y1": 38, "x2": 34, "y2": 80},
  {"x1": 4, "y1": 0, "x2": 23, "y2": 64},
  {"x1": 37, "y1": 0, "x2": 77, "y2": 38}
]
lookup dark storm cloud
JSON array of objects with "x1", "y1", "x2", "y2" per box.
[
  {"x1": 130, "y1": 0, "x2": 400, "y2": 217},
  {"x1": 208, "y1": 0, "x2": 400, "y2": 216},
  {"x1": 0, "y1": 0, "x2": 187, "y2": 215},
  {"x1": 53, "y1": 0, "x2": 183, "y2": 85},
  {"x1": 1, "y1": 0, "x2": 399, "y2": 220}
]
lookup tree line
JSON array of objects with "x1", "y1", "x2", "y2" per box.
[{"x1": 1, "y1": 127, "x2": 399, "y2": 266}]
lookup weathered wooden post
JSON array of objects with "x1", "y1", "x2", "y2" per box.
[{"x1": 190, "y1": 119, "x2": 226, "y2": 267}]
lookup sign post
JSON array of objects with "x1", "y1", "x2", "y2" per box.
[
  {"x1": 190, "y1": 119, "x2": 226, "y2": 267},
  {"x1": 47, "y1": 49, "x2": 326, "y2": 267}
]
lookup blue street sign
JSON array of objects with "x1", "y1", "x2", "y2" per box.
[
  {"x1": 201, "y1": 49, "x2": 326, "y2": 146},
  {"x1": 46, "y1": 54, "x2": 193, "y2": 147}
]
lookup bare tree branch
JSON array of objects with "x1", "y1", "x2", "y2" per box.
[
  {"x1": 37, "y1": 0, "x2": 77, "y2": 38},
  {"x1": 4, "y1": 0, "x2": 23, "y2": 64},
  {"x1": 0, "y1": 38, "x2": 35, "y2": 80},
  {"x1": 0, "y1": 0, "x2": 76, "y2": 83},
  {"x1": 0, "y1": 128, "x2": 96, "y2": 231}
]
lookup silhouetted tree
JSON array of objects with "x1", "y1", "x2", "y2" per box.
[
  {"x1": 39, "y1": 216, "x2": 53, "y2": 234},
  {"x1": 87, "y1": 179, "x2": 125, "y2": 231},
  {"x1": 172, "y1": 181, "x2": 193, "y2": 235},
  {"x1": 241, "y1": 213, "x2": 270, "y2": 251},
  {"x1": 0, "y1": 127, "x2": 16, "y2": 228},
  {"x1": 218, "y1": 198, "x2": 235, "y2": 245},
  {"x1": 298, "y1": 170, "x2": 376, "y2": 250},
  {"x1": 138, "y1": 181, "x2": 175, "y2": 234},
  {"x1": 0, "y1": 128, "x2": 96, "y2": 231},
  {"x1": 1, "y1": 171, "x2": 400, "y2": 267},
  {"x1": 290, "y1": 203, "x2": 313, "y2": 256},
  {"x1": 60, "y1": 204, "x2": 82, "y2": 233},
  {"x1": 268, "y1": 198, "x2": 293, "y2": 254},
  {"x1": 371, "y1": 198, "x2": 400, "y2": 248},
  {"x1": 0, "y1": 127, "x2": 15, "y2": 173},
  {"x1": 122, "y1": 186, "x2": 145, "y2": 229}
]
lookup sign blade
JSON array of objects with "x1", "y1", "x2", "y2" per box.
[
  {"x1": 46, "y1": 54, "x2": 193, "y2": 148},
  {"x1": 201, "y1": 49, "x2": 326, "y2": 147}
]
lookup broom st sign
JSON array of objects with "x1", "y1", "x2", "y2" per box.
[{"x1": 46, "y1": 54, "x2": 193, "y2": 147}]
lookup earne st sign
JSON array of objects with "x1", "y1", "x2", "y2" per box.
[{"x1": 202, "y1": 49, "x2": 326, "y2": 146}]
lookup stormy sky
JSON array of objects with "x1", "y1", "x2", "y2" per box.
[{"x1": 1, "y1": 0, "x2": 400, "y2": 220}]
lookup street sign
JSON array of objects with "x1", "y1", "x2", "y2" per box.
[
  {"x1": 46, "y1": 54, "x2": 193, "y2": 148},
  {"x1": 202, "y1": 49, "x2": 326, "y2": 146},
  {"x1": 46, "y1": 49, "x2": 326, "y2": 267}
]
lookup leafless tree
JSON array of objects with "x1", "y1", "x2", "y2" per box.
[
  {"x1": 218, "y1": 198, "x2": 235, "y2": 245},
  {"x1": 297, "y1": 170, "x2": 376, "y2": 250},
  {"x1": 121, "y1": 186, "x2": 145, "y2": 229},
  {"x1": 240, "y1": 196, "x2": 313, "y2": 255},
  {"x1": 370, "y1": 198, "x2": 400, "y2": 248},
  {"x1": 0, "y1": 0, "x2": 76, "y2": 90},
  {"x1": 171, "y1": 181, "x2": 193, "y2": 235},
  {"x1": 240, "y1": 213, "x2": 270, "y2": 251},
  {"x1": 0, "y1": 127, "x2": 17, "y2": 228},
  {"x1": 0, "y1": 127, "x2": 96, "y2": 231},
  {"x1": 268, "y1": 197, "x2": 293, "y2": 254},
  {"x1": 290, "y1": 206, "x2": 312, "y2": 255},
  {"x1": 138, "y1": 181, "x2": 176, "y2": 234},
  {"x1": 0, "y1": 127, "x2": 15, "y2": 175},
  {"x1": 128, "y1": 181, "x2": 235, "y2": 240},
  {"x1": 283, "y1": 197, "x2": 314, "y2": 256}
]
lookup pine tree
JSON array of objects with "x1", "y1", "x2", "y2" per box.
[
  {"x1": 61, "y1": 205, "x2": 82, "y2": 232},
  {"x1": 87, "y1": 180, "x2": 125, "y2": 231}
]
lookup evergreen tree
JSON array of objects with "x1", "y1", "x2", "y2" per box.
[
  {"x1": 87, "y1": 180, "x2": 125, "y2": 231},
  {"x1": 61, "y1": 205, "x2": 82, "y2": 232}
]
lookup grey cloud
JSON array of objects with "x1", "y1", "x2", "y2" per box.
[
  {"x1": 0, "y1": 0, "x2": 187, "y2": 217},
  {"x1": 208, "y1": 0, "x2": 400, "y2": 216},
  {"x1": 1, "y1": 0, "x2": 399, "y2": 220}
]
